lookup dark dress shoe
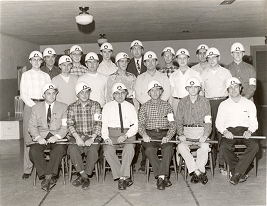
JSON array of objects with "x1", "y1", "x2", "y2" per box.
[
  {"x1": 118, "y1": 179, "x2": 127, "y2": 190},
  {"x1": 41, "y1": 179, "x2": 50, "y2": 192},
  {"x1": 22, "y1": 173, "x2": 30, "y2": 179},
  {"x1": 164, "y1": 177, "x2": 172, "y2": 187},
  {"x1": 199, "y1": 173, "x2": 208, "y2": 185},
  {"x1": 82, "y1": 178, "x2": 90, "y2": 190},
  {"x1": 190, "y1": 173, "x2": 199, "y2": 184},
  {"x1": 157, "y1": 177, "x2": 165, "y2": 190},
  {"x1": 239, "y1": 174, "x2": 248, "y2": 183},
  {"x1": 125, "y1": 178, "x2": 133, "y2": 187},
  {"x1": 72, "y1": 176, "x2": 84, "y2": 187},
  {"x1": 138, "y1": 166, "x2": 145, "y2": 173},
  {"x1": 229, "y1": 173, "x2": 241, "y2": 185}
]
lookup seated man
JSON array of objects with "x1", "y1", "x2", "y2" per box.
[
  {"x1": 176, "y1": 77, "x2": 212, "y2": 185},
  {"x1": 139, "y1": 80, "x2": 176, "y2": 190},
  {"x1": 102, "y1": 83, "x2": 138, "y2": 190},
  {"x1": 216, "y1": 77, "x2": 259, "y2": 185},
  {"x1": 29, "y1": 83, "x2": 68, "y2": 191},
  {"x1": 67, "y1": 82, "x2": 102, "y2": 190}
]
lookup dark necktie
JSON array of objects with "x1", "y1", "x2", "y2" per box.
[
  {"x1": 47, "y1": 105, "x2": 51, "y2": 126},
  {"x1": 136, "y1": 60, "x2": 141, "y2": 74},
  {"x1": 118, "y1": 103, "x2": 124, "y2": 133}
]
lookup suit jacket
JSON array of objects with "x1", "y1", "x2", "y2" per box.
[
  {"x1": 28, "y1": 101, "x2": 68, "y2": 140},
  {"x1": 126, "y1": 57, "x2": 146, "y2": 77}
]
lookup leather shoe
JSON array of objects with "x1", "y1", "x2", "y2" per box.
[
  {"x1": 22, "y1": 173, "x2": 30, "y2": 179},
  {"x1": 138, "y1": 166, "x2": 145, "y2": 173},
  {"x1": 157, "y1": 177, "x2": 165, "y2": 190},
  {"x1": 72, "y1": 176, "x2": 84, "y2": 187},
  {"x1": 190, "y1": 173, "x2": 199, "y2": 184},
  {"x1": 82, "y1": 178, "x2": 90, "y2": 190},
  {"x1": 125, "y1": 178, "x2": 133, "y2": 187},
  {"x1": 239, "y1": 174, "x2": 248, "y2": 183},
  {"x1": 164, "y1": 177, "x2": 172, "y2": 187},
  {"x1": 118, "y1": 179, "x2": 127, "y2": 190},
  {"x1": 41, "y1": 179, "x2": 51, "y2": 191},
  {"x1": 229, "y1": 173, "x2": 241, "y2": 185},
  {"x1": 199, "y1": 172, "x2": 208, "y2": 185}
]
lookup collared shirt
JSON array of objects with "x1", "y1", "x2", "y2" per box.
[
  {"x1": 40, "y1": 65, "x2": 61, "y2": 79},
  {"x1": 70, "y1": 63, "x2": 88, "y2": 77},
  {"x1": 191, "y1": 62, "x2": 211, "y2": 74},
  {"x1": 169, "y1": 67, "x2": 203, "y2": 98},
  {"x1": 216, "y1": 96, "x2": 258, "y2": 134},
  {"x1": 176, "y1": 95, "x2": 212, "y2": 137},
  {"x1": 135, "y1": 70, "x2": 171, "y2": 104},
  {"x1": 225, "y1": 61, "x2": 256, "y2": 99},
  {"x1": 138, "y1": 99, "x2": 176, "y2": 139},
  {"x1": 158, "y1": 65, "x2": 178, "y2": 78},
  {"x1": 201, "y1": 66, "x2": 232, "y2": 98},
  {"x1": 20, "y1": 69, "x2": 51, "y2": 107},
  {"x1": 101, "y1": 100, "x2": 138, "y2": 140},
  {"x1": 106, "y1": 71, "x2": 136, "y2": 102},
  {"x1": 98, "y1": 60, "x2": 118, "y2": 76},
  {"x1": 67, "y1": 99, "x2": 102, "y2": 139}
]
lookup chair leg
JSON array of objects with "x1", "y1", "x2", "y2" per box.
[
  {"x1": 69, "y1": 159, "x2": 72, "y2": 183},
  {"x1": 184, "y1": 163, "x2": 188, "y2": 181},
  {"x1": 61, "y1": 158, "x2": 66, "y2": 185},
  {"x1": 254, "y1": 157, "x2": 257, "y2": 176},
  {"x1": 33, "y1": 166, "x2": 37, "y2": 186},
  {"x1": 131, "y1": 165, "x2": 134, "y2": 181},
  {"x1": 172, "y1": 155, "x2": 178, "y2": 180},
  {"x1": 209, "y1": 152, "x2": 214, "y2": 178},
  {"x1": 103, "y1": 157, "x2": 106, "y2": 181},
  {"x1": 95, "y1": 162, "x2": 99, "y2": 182},
  {"x1": 146, "y1": 158, "x2": 150, "y2": 182},
  {"x1": 227, "y1": 164, "x2": 230, "y2": 179}
]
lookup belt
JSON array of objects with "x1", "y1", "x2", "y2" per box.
[
  {"x1": 183, "y1": 124, "x2": 203, "y2": 127},
  {"x1": 207, "y1": 97, "x2": 227, "y2": 100},
  {"x1": 146, "y1": 129, "x2": 168, "y2": 132},
  {"x1": 108, "y1": 127, "x2": 129, "y2": 130},
  {"x1": 31, "y1": 98, "x2": 44, "y2": 102},
  {"x1": 173, "y1": 97, "x2": 182, "y2": 100}
]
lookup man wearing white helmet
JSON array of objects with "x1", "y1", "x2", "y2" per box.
[
  {"x1": 28, "y1": 83, "x2": 68, "y2": 191},
  {"x1": 216, "y1": 77, "x2": 258, "y2": 185},
  {"x1": 20, "y1": 51, "x2": 51, "y2": 179},
  {"x1": 69, "y1": 45, "x2": 88, "y2": 77},
  {"x1": 41, "y1": 47, "x2": 61, "y2": 79},
  {"x1": 127, "y1": 40, "x2": 146, "y2": 77},
  {"x1": 98, "y1": 42, "x2": 118, "y2": 76},
  {"x1": 177, "y1": 77, "x2": 212, "y2": 185},
  {"x1": 102, "y1": 83, "x2": 138, "y2": 190},
  {"x1": 77, "y1": 52, "x2": 107, "y2": 107},
  {"x1": 67, "y1": 82, "x2": 102, "y2": 190},
  {"x1": 52, "y1": 55, "x2": 78, "y2": 105},
  {"x1": 191, "y1": 44, "x2": 211, "y2": 74},
  {"x1": 158, "y1": 47, "x2": 178, "y2": 78},
  {"x1": 135, "y1": 51, "x2": 170, "y2": 105},
  {"x1": 139, "y1": 80, "x2": 176, "y2": 190},
  {"x1": 225, "y1": 42, "x2": 256, "y2": 100},
  {"x1": 169, "y1": 48, "x2": 203, "y2": 115}
]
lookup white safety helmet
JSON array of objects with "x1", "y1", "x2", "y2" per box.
[
  {"x1": 29, "y1": 51, "x2": 43, "y2": 60},
  {"x1": 226, "y1": 77, "x2": 242, "y2": 89},
  {"x1": 43, "y1": 48, "x2": 56, "y2": 57},
  {"x1": 75, "y1": 82, "x2": 91, "y2": 95},
  {"x1": 70, "y1": 45, "x2": 83, "y2": 54},
  {"x1": 196, "y1": 44, "x2": 209, "y2": 53},
  {"x1": 58, "y1": 55, "x2": 72, "y2": 65},
  {"x1": 115, "y1": 52, "x2": 130, "y2": 63},
  {"x1": 130, "y1": 40, "x2": 143, "y2": 49},
  {"x1": 205, "y1": 47, "x2": 220, "y2": 58},
  {"x1": 143, "y1": 51, "x2": 157, "y2": 62},
  {"x1": 176, "y1": 48, "x2": 190, "y2": 58},
  {"x1": 161, "y1": 47, "x2": 175, "y2": 56},
  {"x1": 100, "y1": 42, "x2": 113, "y2": 51},
  {"x1": 231, "y1": 42, "x2": 245, "y2": 53},
  {"x1": 85, "y1": 52, "x2": 99, "y2": 62},
  {"x1": 185, "y1": 77, "x2": 201, "y2": 88},
  {"x1": 42, "y1": 83, "x2": 57, "y2": 94},
  {"x1": 112, "y1": 83, "x2": 127, "y2": 94},
  {"x1": 147, "y1": 80, "x2": 163, "y2": 92}
]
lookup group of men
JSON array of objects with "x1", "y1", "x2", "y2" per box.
[{"x1": 20, "y1": 40, "x2": 259, "y2": 192}]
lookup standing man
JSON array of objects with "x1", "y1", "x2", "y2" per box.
[
  {"x1": 176, "y1": 77, "x2": 212, "y2": 185},
  {"x1": 191, "y1": 44, "x2": 211, "y2": 74},
  {"x1": 77, "y1": 52, "x2": 107, "y2": 107},
  {"x1": 127, "y1": 40, "x2": 146, "y2": 77},
  {"x1": 28, "y1": 83, "x2": 68, "y2": 191},
  {"x1": 41, "y1": 47, "x2": 61, "y2": 79},
  {"x1": 139, "y1": 80, "x2": 176, "y2": 190},
  {"x1": 216, "y1": 77, "x2": 258, "y2": 185},
  {"x1": 67, "y1": 82, "x2": 102, "y2": 190},
  {"x1": 158, "y1": 47, "x2": 178, "y2": 78},
  {"x1": 20, "y1": 51, "x2": 51, "y2": 179},
  {"x1": 98, "y1": 42, "x2": 117, "y2": 76},
  {"x1": 102, "y1": 83, "x2": 138, "y2": 190},
  {"x1": 225, "y1": 42, "x2": 256, "y2": 100},
  {"x1": 69, "y1": 45, "x2": 88, "y2": 77}
]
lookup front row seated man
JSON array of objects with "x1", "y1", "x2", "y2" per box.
[
  {"x1": 139, "y1": 80, "x2": 176, "y2": 190},
  {"x1": 67, "y1": 82, "x2": 102, "y2": 190},
  {"x1": 176, "y1": 77, "x2": 212, "y2": 185},
  {"x1": 29, "y1": 83, "x2": 68, "y2": 191},
  {"x1": 216, "y1": 77, "x2": 259, "y2": 185},
  {"x1": 101, "y1": 83, "x2": 138, "y2": 190}
]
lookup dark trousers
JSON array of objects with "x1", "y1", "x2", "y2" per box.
[
  {"x1": 143, "y1": 130, "x2": 174, "y2": 178},
  {"x1": 221, "y1": 127, "x2": 259, "y2": 175},
  {"x1": 29, "y1": 143, "x2": 67, "y2": 178},
  {"x1": 132, "y1": 133, "x2": 146, "y2": 168}
]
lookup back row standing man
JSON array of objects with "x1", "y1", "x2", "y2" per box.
[
  {"x1": 158, "y1": 47, "x2": 178, "y2": 78},
  {"x1": 69, "y1": 45, "x2": 88, "y2": 77},
  {"x1": 41, "y1": 47, "x2": 61, "y2": 79},
  {"x1": 191, "y1": 44, "x2": 211, "y2": 74}
]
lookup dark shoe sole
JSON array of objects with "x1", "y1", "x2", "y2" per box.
[
  {"x1": 22, "y1": 174, "x2": 30, "y2": 179},
  {"x1": 239, "y1": 175, "x2": 248, "y2": 183},
  {"x1": 157, "y1": 186, "x2": 165, "y2": 190},
  {"x1": 229, "y1": 180, "x2": 238, "y2": 185}
]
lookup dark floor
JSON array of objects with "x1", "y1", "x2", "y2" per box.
[{"x1": 0, "y1": 139, "x2": 266, "y2": 206}]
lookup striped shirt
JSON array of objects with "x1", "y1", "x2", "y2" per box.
[
  {"x1": 176, "y1": 95, "x2": 212, "y2": 137},
  {"x1": 138, "y1": 99, "x2": 176, "y2": 139},
  {"x1": 158, "y1": 65, "x2": 178, "y2": 78},
  {"x1": 70, "y1": 63, "x2": 88, "y2": 77}
]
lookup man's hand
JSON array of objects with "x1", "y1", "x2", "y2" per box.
[
  {"x1": 36, "y1": 137, "x2": 47, "y2": 145},
  {"x1": 161, "y1": 137, "x2": 169, "y2": 144},
  {"x1": 223, "y1": 130, "x2": 234, "y2": 139},
  {"x1": 47, "y1": 135, "x2": 58, "y2": 144},
  {"x1": 85, "y1": 138, "x2": 94, "y2": 146},
  {"x1": 199, "y1": 136, "x2": 207, "y2": 143},
  {"x1": 76, "y1": 137, "x2": 85, "y2": 146},
  {"x1": 143, "y1": 135, "x2": 150, "y2": 143},
  {"x1": 117, "y1": 135, "x2": 127, "y2": 143},
  {"x1": 105, "y1": 138, "x2": 113, "y2": 146},
  {"x1": 179, "y1": 135, "x2": 186, "y2": 142},
  {"x1": 243, "y1": 130, "x2": 252, "y2": 139}
]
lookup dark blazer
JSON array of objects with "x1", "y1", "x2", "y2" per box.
[{"x1": 126, "y1": 57, "x2": 147, "y2": 77}]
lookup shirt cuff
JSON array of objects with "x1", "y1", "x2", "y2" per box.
[
  {"x1": 55, "y1": 134, "x2": 62, "y2": 140},
  {"x1": 33, "y1": 135, "x2": 41, "y2": 141}
]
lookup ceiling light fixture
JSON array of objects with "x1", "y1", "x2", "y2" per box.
[
  {"x1": 220, "y1": 0, "x2": 235, "y2": 5},
  {"x1": 75, "y1": 7, "x2": 93, "y2": 25},
  {"x1": 97, "y1": 34, "x2": 108, "y2": 45}
]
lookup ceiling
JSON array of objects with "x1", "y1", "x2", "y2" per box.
[{"x1": 0, "y1": 0, "x2": 266, "y2": 46}]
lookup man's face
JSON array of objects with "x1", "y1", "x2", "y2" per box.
[
  {"x1": 197, "y1": 49, "x2": 207, "y2": 63},
  {"x1": 43, "y1": 89, "x2": 57, "y2": 104},
  {"x1": 176, "y1": 54, "x2": 189, "y2": 67},
  {"x1": 231, "y1": 51, "x2": 244, "y2": 62},
  {"x1": 163, "y1": 52, "x2": 174, "y2": 64},
  {"x1": 186, "y1": 86, "x2": 200, "y2": 96},
  {"x1": 131, "y1": 46, "x2": 143, "y2": 58},
  {"x1": 44, "y1": 55, "x2": 56, "y2": 67},
  {"x1": 148, "y1": 87, "x2": 162, "y2": 100},
  {"x1": 70, "y1": 51, "x2": 82, "y2": 63},
  {"x1": 144, "y1": 58, "x2": 157, "y2": 71},
  {"x1": 77, "y1": 90, "x2": 90, "y2": 102},
  {"x1": 101, "y1": 49, "x2": 112, "y2": 61},
  {"x1": 228, "y1": 84, "x2": 241, "y2": 98},
  {"x1": 207, "y1": 56, "x2": 220, "y2": 68},
  {"x1": 86, "y1": 60, "x2": 99, "y2": 73},
  {"x1": 59, "y1": 62, "x2": 72, "y2": 74},
  {"x1": 30, "y1": 57, "x2": 43, "y2": 69},
  {"x1": 113, "y1": 90, "x2": 127, "y2": 103},
  {"x1": 117, "y1": 58, "x2": 129, "y2": 70}
]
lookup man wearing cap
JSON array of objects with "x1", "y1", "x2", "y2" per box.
[
  {"x1": 41, "y1": 47, "x2": 61, "y2": 79},
  {"x1": 177, "y1": 77, "x2": 212, "y2": 185},
  {"x1": 169, "y1": 48, "x2": 203, "y2": 115},
  {"x1": 139, "y1": 80, "x2": 176, "y2": 190},
  {"x1": 102, "y1": 83, "x2": 138, "y2": 190},
  {"x1": 67, "y1": 82, "x2": 102, "y2": 190},
  {"x1": 28, "y1": 83, "x2": 68, "y2": 191},
  {"x1": 20, "y1": 51, "x2": 51, "y2": 179},
  {"x1": 216, "y1": 77, "x2": 258, "y2": 185},
  {"x1": 69, "y1": 45, "x2": 88, "y2": 77},
  {"x1": 77, "y1": 52, "x2": 107, "y2": 107},
  {"x1": 191, "y1": 44, "x2": 211, "y2": 74},
  {"x1": 225, "y1": 42, "x2": 256, "y2": 101},
  {"x1": 52, "y1": 55, "x2": 78, "y2": 105},
  {"x1": 127, "y1": 40, "x2": 146, "y2": 77},
  {"x1": 158, "y1": 47, "x2": 178, "y2": 78},
  {"x1": 98, "y1": 42, "x2": 117, "y2": 76}
]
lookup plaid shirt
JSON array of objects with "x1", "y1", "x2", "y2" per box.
[
  {"x1": 138, "y1": 99, "x2": 176, "y2": 139},
  {"x1": 67, "y1": 99, "x2": 102, "y2": 140},
  {"x1": 70, "y1": 63, "x2": 88, "y2": 77},
  {"x1": 158, "y1": 65, "x2": 178, "y2": 78}
]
